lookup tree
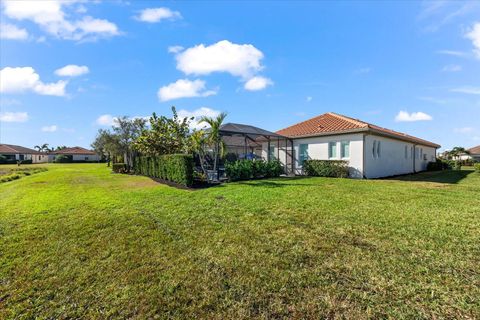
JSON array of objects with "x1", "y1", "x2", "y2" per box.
[
  {"x1": 190, "y1": 130, "x2": 209, "y2": 176},
  {"x1": 448, "y1": 147, "x2": 470, "y2": 160},
  {"x1": 91, "y1": 129, "x2": 120, "y2": 166},
  {"x1": 198, "y1": 112, "x2": 227, "y2": 175},
  {"x1": 134, "y1": 107, "x2": 192, "y2": 156},
  {"x1": 55, "y1": 145, "x2": 67, "y2": 151},
  {"x1": 113, "y1": 116, "x2": 146, "y2": 169},
  {"x1": 34, "y1": 143, "x2": 51, "y2": 152}
]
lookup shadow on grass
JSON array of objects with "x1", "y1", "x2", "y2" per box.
[
  {"x1": 236, "y1": 176, "x2": 318, "y2": 188},
  {"x1": 384, "y1": 169, "x2": 473, "y2": 184}
]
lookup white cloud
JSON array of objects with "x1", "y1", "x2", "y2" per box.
[
  {"x1": 177, "y1": 107, "x2": 222, "y2": 130},
  {"x1": 157, "y1": 79, "x2": 217, "y2": 102},
  {"x1": 55, "y1": 65, "x2": 89, "y2": 77},
  {"x1": 450, "y1": 86, "x2": 480, "y2": 95},
  {"x1": 34, "y1": 81, "x2": 68, "y2": 96},
  {"x1": 168, "y1": 45, "x2": 184, "y2": 53},
  {"x1": 441, "y1": 64, "x2": 462, "y2": 72},
  {"x1": 244, "y1": 76, "x2": 273, "y2": 91},
  {"x1": 0, "y1": 23, "x2": 28, "y2": 40},
  {"x1": 0, "y1": 111, "x2": 29, "y2": 123},
  {"x1": 175, "y1": 40, "x2": 264, "y2": 79},
  {"x1": 465, "y1": 22, "x2": 480, "y2": 58},
  {"x1": 0, "y1": 67, "x2": 67, "y2": 96},
  {"x1": 2, "y1": 0, "x2": 120, "y2": 41},
  {"x1": 454, "y1": 127, "x2": 474, "y2": 134},
  {"x1": 96, "y1": 114, "x2": 116, "y2": 126},
  {"x1": 436, "y1": 50, "x2": 468, "y2": 57},
  {"x1": 41, "y1": 125, "x2": 58, "y2": 132},
  {"x1": 395, "y1": 111, "x2": 433, "y2": 122},
  {"x1": 306, "y1": 96, "x2": 313, "y2": 102},
  {"x1": 135, "y1": 7, "x2": 181, "y2": 23}
]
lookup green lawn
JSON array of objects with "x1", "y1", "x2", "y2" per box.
[{"x1": 1, "y1": 164, "x2": 479, "y2": 319}]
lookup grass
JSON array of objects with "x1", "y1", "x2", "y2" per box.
[
  {"x1": 1, "y1": 164, "x2": 479, "y2": 319},
  {"x1": 0, "y1": 166, "x2": 48, "y2": 183}
]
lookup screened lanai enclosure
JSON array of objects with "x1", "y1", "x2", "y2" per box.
[{"x1": 200, "y1": 123, "x2": 295, "y2": 181}]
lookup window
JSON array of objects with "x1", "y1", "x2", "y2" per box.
[
  {"x1": 372, "y1": 141, "x2": 377, "y2": 158},
  {"x1": 85, "y1": 157, "x2": 89, "y2": 161},
  {"x1": 411, "y1": 146, "x2": 414, "y2": 159},
  {"x1": 268, "y1": 145, "x2": 275, "y2": 159},
  {"x1": 377, "y1": 141, "x2": 381, "y2": 158},
  {"x1": 420, "y1": 148, "x2": 423, "y2": 160},
  {"x1": 405, "y1": 146, "x2": 408, "y2": 159},
  {"x1": 329, "y1": 142, "x2": 337, "y2": 159},
  {"x1": 340, "y1": 141, "x2": 350, "y2": 158},
  {"x1": 299, "y1": 144, "x2": 309, "y2": 165}
]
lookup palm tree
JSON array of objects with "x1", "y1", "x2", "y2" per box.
[
  {"x1": 42, "y1": 143, "x2": 50, "y2": 152},
  {"x1": 34, "y1": 145, "x2": 42, "y2": 152},
  {"x1": 449, "y1": 147, "x2": 470, "y2": 160},
  {"x1": 199, "y1": 112, "x2": 227, "y2": 176}
]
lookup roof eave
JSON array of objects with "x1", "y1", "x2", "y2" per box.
[
  {"x1": 281, "y1": 127, "x2": 368, "y2": 139},
  {"x1": 367, "y1": 128, "x2": 441, "y2": 148}
]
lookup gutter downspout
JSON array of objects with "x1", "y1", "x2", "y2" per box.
[
  {"x1": 362, "y1": 133, "x2": 367, "y2": 179},
  {"x1": 413, "y1": 144, "x2": 417, "y2": 173}
]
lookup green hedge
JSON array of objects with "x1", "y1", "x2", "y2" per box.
[
  {"x1": 54, "y1": 155, "x2": 72, "y2": 163},
  {"x1": 133, "y1": 154, "x2": 194, "y2": 186},
  {"x1": 474, "y1": 163, "x2": 480, "y2": 173},
  {"x1": 303, "y1": 160, "x2": 349, "y2": 178},
  {"x1": 225, "y1": 159, "x2": 283, "y2": 181},
  {"x1": 427, "y1": 159, "x2": 452, "y2": 171},
  {"x1": 112, "y1": 163, "x2": 128, "y2": 174}
]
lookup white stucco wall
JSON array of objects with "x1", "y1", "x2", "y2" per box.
[
  {"x1": 72, "y1": 154, "x2": 100, "y2": 161},
  {"x1": 48, "y1": 154, "x2": 100, "y2": 162},
  {"x1": 262, "y1": 133, "x2": 364, "y2": 178},
  {"x1": 364, "y1": 134, "x2": 436, "y2": 178},
  {"x1": 32, "y1": 154, "x2": 48, "y2": 163}
]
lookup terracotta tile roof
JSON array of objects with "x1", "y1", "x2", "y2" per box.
[
  {"x1": 0, "y1": 144, "x2": 41, "y2": 154},
  {"x1": 276, "y1": 112, "x2": 440, "y2": 148},
  {"x1": 468, "y1": 145, "x2": 480, "y2": 154},
  {"x1": 51, "y1": 146, "x2": 96, "y2": 155}
]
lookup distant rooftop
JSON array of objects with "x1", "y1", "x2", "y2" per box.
[{"x1": 0, "y1": 144, "x2": 41, "y2": 154}]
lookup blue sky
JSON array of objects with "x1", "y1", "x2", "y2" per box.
[{"x1": 1, "y1": 1, "x2": 479, "y2": 151}]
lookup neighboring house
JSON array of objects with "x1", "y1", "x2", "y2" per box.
[
  {"x1": 466, "y1": 145, "x2": 480, "y2": 162},
  {"x1": 261, "y1": 112, "x2": 440, "y2": 178},
  {"x1": 48, "y1": 146, "x2": 100, "y2": 162},
  {"x1": 0, "y1": 144, "x2": 48, "y2": 163}
]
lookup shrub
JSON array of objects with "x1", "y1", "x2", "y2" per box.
[
  {"x1": 453, "y1": 161, "x2": 462, "y2": 170},
  {"x1": 112, "y1": 163, "x2": 128, "y2": 174},
  {"x1": 225, "y1": 159, "x2": 283, "y2": 181},
  {"x1": 0, "y1": 174, "x2": 20, "y2": 183},
  {"x1": 133, "y1": 154, "x2": 194, "y2": 186},
  {"x1": 0, "y1": 155, "x2": 17, "y2": 164},
  {"x1": 427, "y1": 159, "x2": 450, "y2": 171},
  {"x1": 303, "y1": 160, "x2": 349, "y2": 178},
  {"x1": 474, "y1": 163, "x2": 480, "y2": 173},
  {"x1": 20, "y1": 159, "x2": 32, "y2": 164},
  {"x1": 54, "y1": 155, "x2": 72, "y2": 163}
]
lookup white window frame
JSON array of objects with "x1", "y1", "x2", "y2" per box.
[
  {"x1": 328, "y1": 141, "x2": 337, "y2": 159},
  {"x1": 298, "y1": 144, "x2": 309, "y2": 166},
  {"x1": 340, "y1": 141, "x2": 350, "y2": 159}
]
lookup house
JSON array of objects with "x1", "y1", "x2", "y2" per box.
[
  {"x1": 0, "y1": 144, "x2": 48, "y2": 163},
  {"x1": 48, "y1": 146, "x2": 100, "y2": 162},
  {"x1": 260, "y1": 112, "x2": 440, "y2": 178},
  {"x1": 466, "y1": 145, "x2": 480, "y2": 162}
]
